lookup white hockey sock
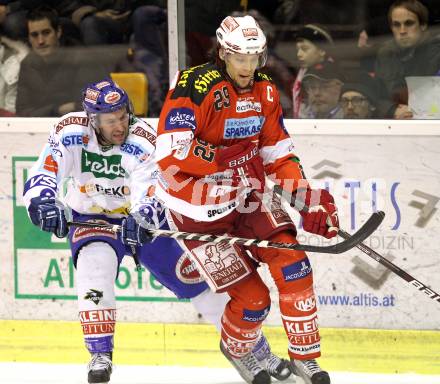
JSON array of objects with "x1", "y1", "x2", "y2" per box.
[
  {"x1": 190, "y1": 289, "x2": 229, "y2": 331},
  {"x1": 76, "y1": 242, "x2": 118, "y2": 354}
]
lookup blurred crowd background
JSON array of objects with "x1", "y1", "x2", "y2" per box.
[{"x1": 1, "y1": 0, "x2": 439, "y2": 120}]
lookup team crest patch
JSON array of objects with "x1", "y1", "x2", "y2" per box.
[
  {"x1": 104, "y1": 91, "x2": 121, "y2": 104},
  {"x1": 84, "y1": 289, "x2": 103, "y2": 305},
  {"x1": 72, "y1": 220, "x2": 117, "y2": 242},
  {"x1": 190, "y1": 240, "x2": 252, "y2": 292},
  {"x1": 43, "y1": 154, "x2": 58, "y2": 173},
  {"x1": 221, "y1": 16, "x2": 239, "y2": 32},
  {"x1": 242, "y1": 28, "x2": 258, "y2": 37},
  {"x1": 85, "y1": 88, "x2": 99, "y2": 104},
  {"x1": 175, "y1": 253, "x2": 204, "y2": 284}
]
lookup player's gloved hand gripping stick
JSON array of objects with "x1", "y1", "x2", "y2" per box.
[{"x1": 273, "y1": 184, "x2": 440, "y2": 305}]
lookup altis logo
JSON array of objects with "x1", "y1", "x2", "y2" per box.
[{"x1": 81, "y1": 150, "x2": 126, "y2": 180}]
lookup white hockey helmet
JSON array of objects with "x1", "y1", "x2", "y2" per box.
[{"x1": 216, "y1": 15, "x2": 267, "y2": 67}]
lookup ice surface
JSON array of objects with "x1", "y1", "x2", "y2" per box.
[{"x1": 0, "y1": 362, "x2": 439, "y2": 384}]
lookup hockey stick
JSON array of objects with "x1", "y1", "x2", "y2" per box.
[
  {"x1": 338, "y1": 230, "x2": 440, "y2": 304},
  {"x1": 273, "y1": 185, "x2": 440, "y2": 304},
  {"x1": 67, "y1": 212, "x2": 382, "y2": 254}
]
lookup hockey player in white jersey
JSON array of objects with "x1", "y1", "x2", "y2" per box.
[
  {"x1": 23, "y1": 79, "x2": 292, "y2": 384},
  {"x1": 23, "y1": 79, "x2": 159, "y2": 383}
]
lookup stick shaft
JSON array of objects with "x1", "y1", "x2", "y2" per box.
[
  {"x1": 68, "y1": 221, "x2": 303, "y2": 251},
  {"x1": 67, "y1": 219, "x2": 378, "y2": 254},
  {"x1": 338, "y1": 230, "x2": 440, "y2": 303}
]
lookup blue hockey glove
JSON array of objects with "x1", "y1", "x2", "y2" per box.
[
  {"x1": 121, "y1": 215, "x2": 154, "y2": 247},
  {"x1": 28, "y1": 196, "x2": 68, "y2": 238}
]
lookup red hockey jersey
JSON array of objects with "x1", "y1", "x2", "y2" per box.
[{"x1": 155, "y1": 62, "x2": 305, "y2": 221}]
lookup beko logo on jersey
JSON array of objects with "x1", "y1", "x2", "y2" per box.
[
  {"x1": 236, "y1": 100, "x2": 261, "y2": 113},
  {"x1": 165, "y1": 108, "x2": 196, "y2": 130},
  {"x1": 81, "y1": 150, "x2": 126, "y2": 180},
  {"x1": 83, "y1": 183, "x2": 130, "y2": 198},
  {"x1": 282, "y1": 259, "x2": 312, "y2": 282},
  {"x1": 224, "y1": 117, "x2": 263, "y2": 139}
]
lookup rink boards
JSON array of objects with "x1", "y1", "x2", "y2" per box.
[{"x1": 0, "y1": 118, "x2": 439, "y2": 373}]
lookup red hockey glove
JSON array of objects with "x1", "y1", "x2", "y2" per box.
[
  {"x1": 294, "y1": 188, "x2": 339, "y2": 239},
  {"x1": 217, "y1": 140, "x2": 265, "y2": 193}
]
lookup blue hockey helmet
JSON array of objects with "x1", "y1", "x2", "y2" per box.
[
  {"x1": 82, "y1": 79, "x2": 133, "y2": 137},
  {"x1": 82, "y1": 79, "x2": 130, "y2": 114}
]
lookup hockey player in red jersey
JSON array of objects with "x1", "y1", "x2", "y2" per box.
[{"x1": 155, "y1": 15, "x2": 339, "y2": 384}]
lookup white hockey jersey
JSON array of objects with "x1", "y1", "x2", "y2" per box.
[{"x1": 23, "y1": 111, "x2": 157, "y2": 218}]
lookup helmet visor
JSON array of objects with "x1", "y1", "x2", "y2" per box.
[{"x1": 223, "y1": 49, "x2": 267, "y2": 69}]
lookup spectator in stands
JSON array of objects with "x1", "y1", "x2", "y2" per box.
[
  {"x1": 300, "y1": 61, "x2": 344, "y2": 119},
  {"x1": 19, "y1": 1, "x2": 83, "y2": 46},
  {"x1": 375, "y1": 0, "x2": 440, "y2": 107},
  {"x1": 341, "y1": 73, "x2": 387, "y2": 119},
  {"x1": 292, "y1": 24, "x2": 334, "y2": 118},
  {"x1": 341, "y1": 71, "x2": 413, "y2": 119},
  {"x1": 0, "y1": 35, "x2": 28, "y2": 115},
  {"x1": 16, "y1": 6, "x2": 83, "y2": 116}
]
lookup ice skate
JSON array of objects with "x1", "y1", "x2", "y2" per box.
[
  {"x1": 265, "y1": 353, "x2": 293, "y2": 381},
  {"x1": 87, "y1": 352, "x2": 113, "y2": 384},
  {"x1": 221, "y1": 342, "x2": 271, "y2": 384},
  {"x1": 251, "y1": 336, "x2": 292, "y2": 381},
  {"x1": 291, "y1": 359, "x2": 330, "y2": 384}
]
